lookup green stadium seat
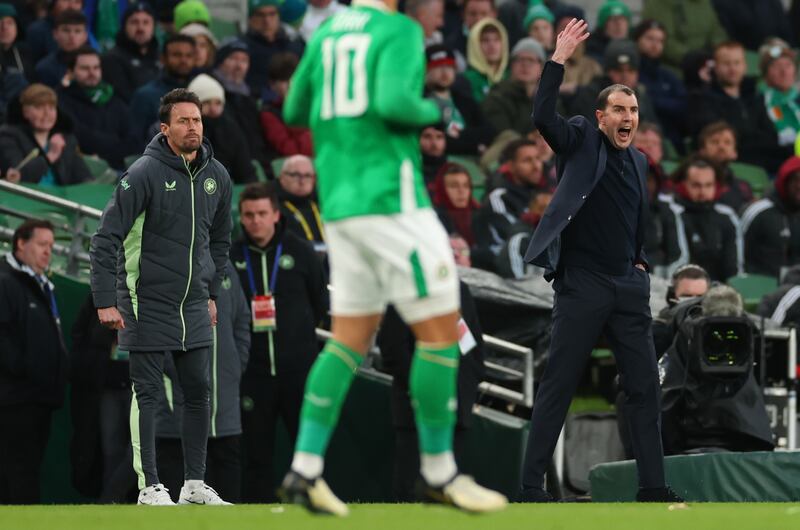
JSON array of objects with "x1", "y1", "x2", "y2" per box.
[
  {"x1": 660, "y1": 159, "x2": 679, "y2": 176},
  {"x1": 209, "y1": 19, "x2": 240, "y2": 40},
  {"x1": 448, "y1": 155, "x2": 487, "y2": 187},
  {"x1": 253, "y1": 159, "x2": 268, "y2": 182},
  {"x1": 745, "y1": 49, "x2": 760, "y2": 76},
  {"x1": 271, "y1": 157, "x2": 286, "y2": 177},
  {"x1": 729, "y1": 161, "x2": 770, "y2": 197},
  {"x1": 727, "y1": 273, "x2": 778, "y2": 312},
  {"x1": 81, "y1": 155, "x2": 118, "y2": 184},
  {"x1": 124, "y1": 155, "x2": 140, "y2": 168}
]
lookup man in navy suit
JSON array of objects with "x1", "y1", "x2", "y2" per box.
[{"x1": 519, "y1": 19, "x2": 684, "y2": 504}]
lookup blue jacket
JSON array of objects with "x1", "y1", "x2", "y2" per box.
[
  {"x1": 129, "y1": 74, "x2": 186, "y2": 148},
  {"x1": 524, "y1": 61, "x2": 649, "y2": 280}
]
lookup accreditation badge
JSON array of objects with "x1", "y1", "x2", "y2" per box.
[
  {"x1": 252, "y1": 294, "x2": 277, "y2": 332},
  {"x1": 457, "y1": 317, "x2": 477, "y2": 355}
]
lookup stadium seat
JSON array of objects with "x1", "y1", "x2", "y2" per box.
[
  {"x1": 124, "y1": 155, "x2": 140, "y2": 168},
  {"x1": 727, "y1": 273, "x2": 778, "y2": 312},
  {"x1": 660, "y1": 159, "x2": 679, "y2": 176},
  {"x1": 81, "y1": 155, "x2": 118, "y2": 184},
  {"x1": 271, "y1": 157, "x2": 286, "y2": 176},
  {"x1": 745, "y1": 49, "x2": 760, "y2": 76},
  {"x1": 209, "y1": 19, "x2": 240, "y2": 40},
  {"x1": 729, "y1": 162, "x2": 770, "y2": 197},
  {"x1": 252, "y1": 159, "x2": 268, "y2": 182}
]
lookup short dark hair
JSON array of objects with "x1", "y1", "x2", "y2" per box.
[
  {"x1": 632, "y1": 19, "x2": 666, "y2": 42},
  {"x1": 596, "y1": 84, "x2": 635, "y2": 111},
  {"x1": 637, "y1": 121, "x2": 662, "y2": 137},
  {"x1": 673, "y1": 155, "x2": 719, "y2": 183},
  {"x1": 158, "y1": 88, "x2": 202, "y2": 124},
  {"x1": 238, "y1": 182, "x2": 279, "y2": 211},
  {"x1": 13, "y1": 219, "x2": 54, "y2": 253},
  {"x1": 672, "y1": 263, "x2": 711, "y2": 286},
  {"x1": 67, "y1": 45, "x2": 99, "y2": 70},
  {"x1": 268, "y1": 52, "x2": 299, "y2": 83},
  {"x1": 503, "y1": 138, "x2": 538, "y2": 162},
  {"x1": 162, "y1": 33, "x2": 196, "y2": 55},
  {"x1": 697, "y1": 121, "x2": 737, "y2": 149},
  {"x1": 54, "y1": 9, "x2": 87, "y2": 28},
  {"x1": 442, "y1": 163, "x2": 471, "y2": 181}
]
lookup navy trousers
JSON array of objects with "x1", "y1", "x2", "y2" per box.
[{"x1": 521, "y1": 266, "x2": 665, "y2": 492}]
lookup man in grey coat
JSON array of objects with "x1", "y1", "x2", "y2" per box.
[
  {"x1": 90, "y1": 88, "x2": 233, "y2": 505},
  {"x1": 155, "y1": 261, "x2": 250, "y2": 503}
]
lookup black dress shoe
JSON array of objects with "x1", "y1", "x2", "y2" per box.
[
  {"x1": 518, "y1": 487, "x2": 554, "y2": 503},
  {"x1": 636, "y1": 486, "x2": 686, "y2": 503}
]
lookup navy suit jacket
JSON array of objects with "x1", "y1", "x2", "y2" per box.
[{"x1": 524, "y1": 61, "x2": 649, "y2": 281}]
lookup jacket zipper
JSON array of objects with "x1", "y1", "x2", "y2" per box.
[
  {"x1": 178, "y1": 156, "x2": 209, "y2": 350},
  {"x1": 211, "y1": 325, "x2": 218, "y2": 437},
  {"x1": 260, "y1": 251, "x2": 277, "y2": 376}
]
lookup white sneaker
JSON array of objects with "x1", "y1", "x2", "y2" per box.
[
  {"x1": 137, "y1": 484, "x2": 176, "y2": 505},
  {"x1": 426, "y1": 475, "x2": 508, "y2": 513},
  {"x1": 178, "y1": 483, "x2": 232, "y2": 505},
  {"x1": 278, "y1": 470, "x2": 349, "y2": 516}
]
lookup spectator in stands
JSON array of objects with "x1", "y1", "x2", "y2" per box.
[
  {"x1": 585, "y1": 0, "x2": 631, "y2": 62},
  {"x1": 259, "y1": 51, "x2": 312, "y2": 161},
  {"x1": 156, "y1": 260, "x2": 250, "y2": 503},
  {"x1": 687, "y1": 41, "x2": 790, "y2": 173},
  {"x1": 642, "y1": 150, "x2": 681, "y2": 274},
  {"x1": 712, "y1": 0, "x2": 794, "y2": 51},
  {"x1": 568, "y1": 39, "x2": 659, "y2": 127},
  {"x1": 57, "y1": 46, "x2": 137, "y2": 170},
  {"x1": 634, "y1": 121, "x2": 665, "y2": 167},
  {"x1": 230, "y1": 182, "x2": 327, "y2": 502},
  {"x1": 641, "y1": 0, "x2": 728, "y2": 72},
  {"x1": 494, "y1": 190, "x2": 553, "y2": 279},
  {"x1": 445, "y1": 0, "x2": 495, "y2": 72},
  {"x1": 681, "y1": 49, "x2": 714, "y2": 93},
  {"x1": 26, "y1": 0, "x2": 83, "y2": 63},
  {"x1": 213, "y1": 39, "x2": 274, "y2": 177},
  {"x1": 432, "y1": 162, "x2": 480, "y2": 247},
  {"x1": 424, "y1": 44, "x2": 493, "y2": 156},
  {"x1": 0, "y1": 219, "x2": 67, "y2": 504},
  {"x1": 243, "y1": 0, "x2": 304, "y2": 99},
  {"x1": 742, "y1": 156, "x2": 800, "y2": 279},
  {"x1": 180, "y1": 23, "x2": 217, "y2": 70},
  {"x1": 0, "y1": 83, "x2": 91, "y2": 184},
  {"x1": 406, "y1": 0, "x2": 444, "y2": 46},
  {"x1": 420, "y1": 123, "x2": 448, "y2": 190},
  {"x1": 129, "y1": 34, "x2": 196, "y2": 146},
  {"x1": 172, "y1": 0, "x2": 210, "y2": 32},
  {"x1": 671, "y1": 158, "x2": 740, "y2": 281},
  {"x1": 0, "y1": 4, "x2": 34, "y2": 79},
  {"x1": 633, "y1": 20, "x2": 687, "y2": 153},
  {"x1": 757, "y1": 265, "x2": 800, "y2": 326},
  {"x1": 523, "y1": 1, "x2": 554, "y2": 55},
  {"x1": 35, "y1": 9, "x2": 88, "y2": 88},
  {"x1": 549, "y1": 5, "x2": 600, "y2": 98},
  {"x1": 758, "y1": 38, "x2": 800, "y2": 149},
  {"x1": 101, "y1": 2, "x2": 159, "y2": 103},
  {"x1": 299, "y1": 0, "x2": 344, "y2": 42},
  {"x1": 464, "y1": 17, "x2": 508, "y2": 103},
  {"x1": 696, "y1": 121, "x2": 753, "y2": 213},
  {"x1": 187, "y1": 73, "x2": 256, "y2": 183},
  {"x1": 70, "y1": 293, "x2": 135, "y2": 503},
  {"x1": 277, "y1": 155, "x2": 325, "y2": 248},
  {"x1": 481, "y1": 37, "x2": 544, "y2": 135}
]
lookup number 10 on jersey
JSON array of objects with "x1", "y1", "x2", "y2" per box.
[{"x1": 321, "y1": 34, "x2": 372, "y2": 120}]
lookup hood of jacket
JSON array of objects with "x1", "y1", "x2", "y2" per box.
[{"x1": 467, "y1": 18, "x2": 509, "y2": 84}]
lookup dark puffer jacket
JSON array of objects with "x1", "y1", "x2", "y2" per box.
[{"x1": 90, "y1": 134, "x2": 233, "y2": 351}]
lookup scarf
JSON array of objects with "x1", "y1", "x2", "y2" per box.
[
  {"x1": 432, "y1": 163, "x2": 479, "y2": 246},
  {"x1": 83, "y1": 81, "x2": 115, "y2": 106},
  {"x1": 761, "y1": 84, "x2": 800, "y2": 146}
]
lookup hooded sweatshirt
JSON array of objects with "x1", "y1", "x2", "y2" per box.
[
  {"x1": 432, "y1": 162, "x2": 480, "y2": 245},
  {"x1": 464, "y1": 18, "x2": 509, "y2": 103}
]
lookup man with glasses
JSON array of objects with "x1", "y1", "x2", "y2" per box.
[{"x1": 278, "y1": 155, "x2": 326, "y2": 251}]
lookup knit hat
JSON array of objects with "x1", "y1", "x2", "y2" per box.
[
  {"x1": 174, "y1": 0, "x2": 210, "y2": 31},
  {"x1": 215, "y1": 38, "x2": 249, "y2": 66},
  {"x1": 279, "y1": 0, "x2": 306, "y2": 25},
  {"x1": 188, "y1": 73, "x2": 225, "y2": 104},
  {"x1": 511, "y1": 37, "x2": 546, "y2": 63},
  {"x1": 759, "y1": 37, "x2": 796, "y2": 76},
  {"x1": 180, "y1": 22, "x2": 219, "y2": 46},
  {"x1": 597, "y1": 0, "x2": 631, "y2": 30},
  {"x1": 121, "y1": 2, "x2": 155, "y2": 26},
  {"x1": 426, "y1": 44, "x2": 456, "y2": 70},
  {"x1": 249, "y1": 0, "x2": 283, "y2": 17},
  {"x1": 523, "y1": 1, "x2": 554, "y2": 31},
  {"x1": 552, "y1": 3, "x2": 584, "y2": 25},
  {"x1": 604, "y1": 39, "x2": 639, "y2": 70},
  {"x1": 0, "y1": 3, "x2": 17, "y2": 19}
]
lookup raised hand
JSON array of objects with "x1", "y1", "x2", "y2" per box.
[{"x1": 551, "y1": 18, "x2": 590, "y2": 66}]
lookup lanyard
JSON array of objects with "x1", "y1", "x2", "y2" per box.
[
  {"x1": 283, "y1": 200, "x2": 325, "y2": 242},
  {"x1": 242, "y1": 243, "x2": 283, "y2": 295}
]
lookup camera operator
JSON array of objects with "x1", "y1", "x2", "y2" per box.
[{"x1": 652, "y1": 264, "x2": 711, "y2": 357}]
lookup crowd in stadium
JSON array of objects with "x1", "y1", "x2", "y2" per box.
[{"x1": 3, "y1": 0, "x2": 800, "y2": 506}]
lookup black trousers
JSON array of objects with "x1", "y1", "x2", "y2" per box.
[
  {"x1": 0, "y1": 404, "x2": 52, "y2": 504},
  {"x1": 129, "y1": 348, "x2": 209, "y2": 489},
  {"x1": 240, "y1": 371, "x2": 306, "y2": 503},
  {"x1": 156, "y1": 435, "x2": 242, "y2": 502},
  {"x1": 521, "y1": 266, "x2": 665, "y2": 492}
]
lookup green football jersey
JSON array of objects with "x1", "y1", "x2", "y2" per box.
[{"x1": 283, "y1": 1, "x2": 441, "y2": 222}]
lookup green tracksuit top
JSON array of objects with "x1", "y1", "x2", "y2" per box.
[{"x1": 283, "y1": 0, "x2": 441, "y2": 222}]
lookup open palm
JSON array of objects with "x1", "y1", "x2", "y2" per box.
[{"x1": 551, "y1": 18, "x2": 590, "y2": 65}]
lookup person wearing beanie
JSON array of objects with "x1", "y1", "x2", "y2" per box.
[
  {"x1": 758, "y1": 38, "x2": 800, "y2": 148},
  {"x1": 585, "y1": 0, "x2": 631, "y2": 62},
  {"x1": 464, "y1": 17, "x2": 508, "y2": 102},
  {"x1": 0, "y1": 3, "x2": 34, "y2": 79},
  {"x1": 523, "y1": 0, "x2": 554, "y2": 53},
  {"x1": 481, "y1": 37, "x2": 545, "y2": 135},
  {"x1": 173, "y1": 0, "x2": 210, "y2": 31},
  {"x1": 243, "y1": 0, "x2": 304, "y2": 98},
  {"x1": 186, "y1": 73, "x2": 256, "y2": 183},
  {"x1": 57, "y1": 45, "x2": 138, "y2": 169},
  {"x1": 101, "y1": 2, "x2": 160, "y2": 102},
  {"x1": 420, "y1": 123, "x2": 448, "y2": 190},
  {"x1": 424, "y1": 43, "x2": 495, "y2": 156}
]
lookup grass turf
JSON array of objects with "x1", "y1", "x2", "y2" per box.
[{"x1": 1, "y1": 503, "x2": 799, "y2": 530}]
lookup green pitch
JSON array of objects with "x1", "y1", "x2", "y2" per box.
[{"x1": 1, "y1": 503, "x2": 799, "y2": 530}]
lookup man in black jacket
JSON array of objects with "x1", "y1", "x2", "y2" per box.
[
  {"x1": 0, "y1": 219, "x2": 67, "y2": 504},
  {"x1": 520, "y1": 19, "x2": 681, "y2": 504},
  {"x1": 230, "y1": 182, "x2": 328, "y2": 502}
]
